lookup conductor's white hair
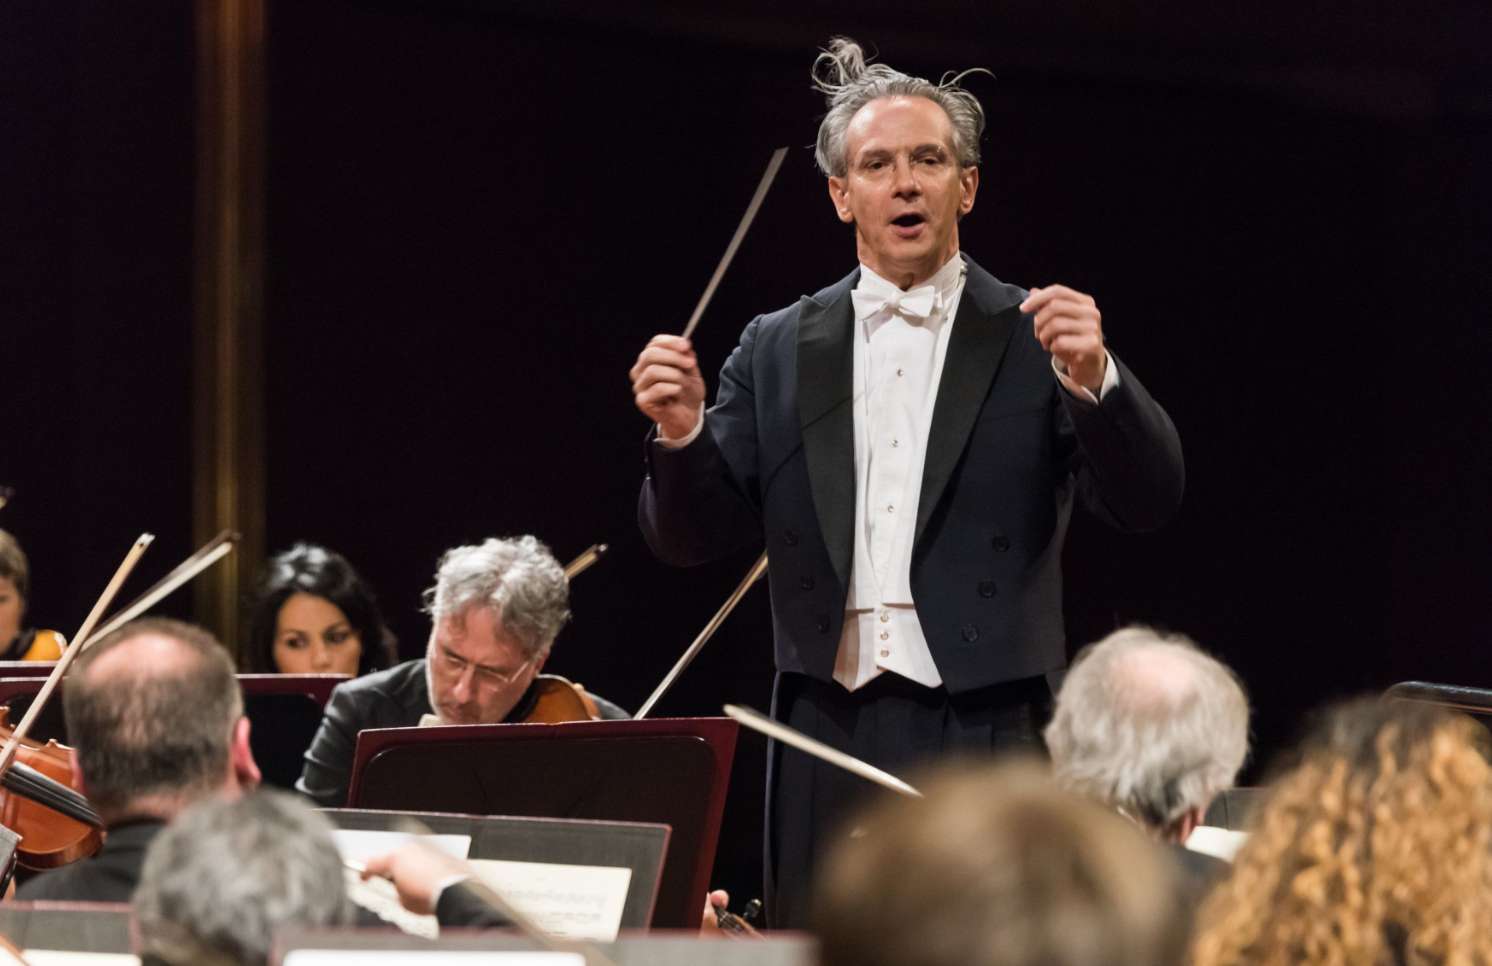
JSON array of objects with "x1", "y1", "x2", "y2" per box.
[
  {"x1": 812, "y1": 37, "x2": 988, "y2": 178},
  {"x1": 423, "y1": 535, "x2": 570, "y2": 658},
  {"x1": 1044, "y1": 627, "x2": 1250, "y2": 832}
]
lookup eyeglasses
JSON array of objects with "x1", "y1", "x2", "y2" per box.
[{"x1": 436, "y1": 645, "x2": 532, "y2": 692}]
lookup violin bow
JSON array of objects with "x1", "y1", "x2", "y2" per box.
[
  {"x1": 0, "y1": 532, "x2": 236, "y2": 826},
  {"x1": 634, "y1": 553, "x2": 768, "y2": 720},
  {"x1": 0, "y1": 534, "x2": 154, "y2": 777},
  {"x1": 681, "y1": 147, "x2": 788, "y2": 339},
  {"x1": 77, "y1": 530, "x2": 237, "y2": 652},
  {"x1": 563, "y1": 543, "x2": 609, "y2": 581},
  {"x1": 724, "y1": 703, "x2": 923, "y2": 798}
]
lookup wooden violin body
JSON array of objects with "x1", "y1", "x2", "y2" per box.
[
  {"x1": 519, "y1": 674, "x2": 602, "y2": 723},
  {"x1": 0, "y1": 708, "x2": 102, "y2": 870}
]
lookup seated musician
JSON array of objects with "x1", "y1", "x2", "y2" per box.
[
  {"x1": 0, "y1": 529, "x2": 65, "y2": 661},
  {"x1": 243, "y1": 542, "x2": 397, "y2": 676},
  {"x1": 295, "y1": 535, "x2": 628, "y2": 808},
  {"x1": 134, "y1": 790, "x2": 511, "y2": 965},
  {"x1": 16, "y1": 617, "x2": 262, "y2": 901}
]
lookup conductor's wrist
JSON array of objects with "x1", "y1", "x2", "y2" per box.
[{"x1": 656, "y1": 405, "x2": 706, "y2": 449}]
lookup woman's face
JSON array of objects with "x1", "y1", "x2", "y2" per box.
[
  {"x1": 0, "y1": 576, "x2": 21, "y2": 646},
  {"x1": 272, "y1": 592, "x2": 363, "y2": 675}
]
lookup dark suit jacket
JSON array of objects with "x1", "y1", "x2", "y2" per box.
[
  {"x1": 296, "y1": 659, "x2": 630, "y2": 807},
  {"x1": 15, "y1": 818, "x2": 163, "y2": 902},
  {"x1": 435, "y1": 880, "x2": 513, "y2": 928},
  {"x1": 640, "y1": 257, "x2": 1184, "y2": 693}
]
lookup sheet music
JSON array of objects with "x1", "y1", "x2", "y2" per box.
[
  {"x1": 283, "y1": 953, "x2": 582, "y2": 965},
  {"x1": 468, "y1": 859, "x2": 631, "y2": 942},
  {"x1": 344, "y1": 866, "x2": 439, "y2": 939},
  {"x1": 334, "y1": 829, "x2": 474, "y2": 938},
  {"x1": 331, "y1": 829, "x2": 472, "y2": 865}
]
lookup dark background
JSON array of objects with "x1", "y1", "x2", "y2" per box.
[{"x1": 5, "y1": 0, "x2": 1490, "y2": 905}]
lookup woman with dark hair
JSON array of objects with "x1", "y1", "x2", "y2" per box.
[
  {"x1": 244, "y1": 544, "x2": 396, "y2": 676},
  {"x1": 0, "y1": 528, "x2": 65, "y2": 661}
]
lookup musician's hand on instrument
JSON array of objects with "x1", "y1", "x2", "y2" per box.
[
  {"x1": 362, "y1": 842, "x2": 472, "y2": 916},
  {"x1": 702, "y1": 888, "x2": 730, "y2": 932},
  {"x1": 1021, "y1": 284, "x2": 1107, "y2": 394},
  {"x1": 631, "y1": 334, "x2": 705, "y2": 442}
]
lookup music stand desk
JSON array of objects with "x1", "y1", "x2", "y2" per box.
[
  {"x1": 347, "y1": 717, "x2": 737, "y2": 930},
  {"x1": 323, "y1": 808, "x2": 669, "y2": 930}
]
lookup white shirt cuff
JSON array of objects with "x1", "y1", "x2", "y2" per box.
[
  {"x1": 1051, "y1": 351, "x2": 1119, "y2": 404},
  {"x1": 655, "y1": 403, "x2": 706, "y2": 449}
]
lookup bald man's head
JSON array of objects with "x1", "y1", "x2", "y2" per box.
[
  {"x1": 1045, "y1": 627, "x2": 1249, "y2": 839},
  {"x1": 64, "y1": 618, "x2": 253, "y2": 821}
]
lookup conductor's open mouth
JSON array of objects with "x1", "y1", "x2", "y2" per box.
[{"x1": 892, "y1": 213, "x2": 926, "y2": 227}]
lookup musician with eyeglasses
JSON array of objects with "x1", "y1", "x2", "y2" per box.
[{"x1": 295, "y1": 535, "x2": 628, "y2": 808}]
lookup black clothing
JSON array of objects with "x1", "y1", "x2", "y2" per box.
[
  {"x1": 638, "y1": 258, "x2": 1184, "y2": 928},
  {"x1": 436, "y1": 880, "x2": 513, "y2": 928},
  {"x1": 767, "y1": 671, "x2": 1051, "y2": 927},
  {"x1": 15, "y1": 819, "x2": 164, "y2": 902},
  {"x1": 1168, "y1": 841, "x2": 1229, "y2": 904},
  {"x1": 295, "y1": 659, "x2": 629, "y2": 808},
  {"x1": 639, "y1": 258, "x2": 1185, "y2": 692}
]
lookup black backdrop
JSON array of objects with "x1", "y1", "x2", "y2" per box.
[{"x1": 5, "y1": 0, "x2": 1490, "y2": 905}]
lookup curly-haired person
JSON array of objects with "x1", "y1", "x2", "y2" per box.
[{"x1": 1192, "y1": 698, "x2": 1492, "y2": 965}]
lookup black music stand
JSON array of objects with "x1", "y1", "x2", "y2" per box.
[
  {"x1": 0, "y1": 673, "x2": 349, "y2": 790},
  {"x1": 0, "y1": 902, "x2": 132, "y2": 953},
  {"x1": 346, "y1": 717, "x2": 737, "y2": 930},
  {"x1": 239, "y1": 674, "x2": 349, "y2": 790},
  {"x1": 323, "y1": 808, "x2": 669, "y2": 930},
  {"x1": 0, "y1": 664, "x2": 54, "y2": 679},
  {"x1": 272, "y1": 926, "x2": 816, "y2": 965}
]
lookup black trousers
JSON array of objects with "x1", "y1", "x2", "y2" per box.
[{"x1": 764, "y1": 669, "x2": 1052, "y2": 929}]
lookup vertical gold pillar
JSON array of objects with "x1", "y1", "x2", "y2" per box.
[{"x1": 193, "y1": 0, "x2": 266, "y2": 659}]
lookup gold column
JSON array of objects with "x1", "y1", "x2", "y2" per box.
[{"x1": 193, "y1": 0, "x2": 266, "y2": 659}]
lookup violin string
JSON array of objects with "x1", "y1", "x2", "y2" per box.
[{"x1": 2, "y1": 763, "x2": 101, "y2": 826}]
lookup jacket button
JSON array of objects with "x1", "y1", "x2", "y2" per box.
[
  {"x1": 799, "y1": 576, "x2": 815, "y2": 591},
  {"x1": 991, "y1": 535, "x2": 1010, "y2": 552},
  {"x1": 782, "y1": 529, "x2": 800, "y2": 547},
  {"x1": 978, "y1": 580, "x2": 997, "y2": 598},
  {"x1": 961, "y1": 624, "x2": 979, "y2": 643},
  {"x1": 815, "y1": 615, "x2": 831, "y2": 634}
]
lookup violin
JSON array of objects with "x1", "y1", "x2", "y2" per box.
[
  {"x1": 0, "y1": 708, "x2": 103, "y2": 871},
  {"x1": 517, "y1": 674, "x2": 603, "y2": 723}
]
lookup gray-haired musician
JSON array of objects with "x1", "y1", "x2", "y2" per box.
[{"x1": 631, "y1": 38, "x2": 1184, "y2": 926}]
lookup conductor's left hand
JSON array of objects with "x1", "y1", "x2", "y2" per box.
[{"x1": 1021, "y1": 284, "x2": 1108, "y2": 393}]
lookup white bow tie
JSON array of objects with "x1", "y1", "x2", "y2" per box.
[{"x1": 851, "y1": 282, "x2": 940, "y2": 323}]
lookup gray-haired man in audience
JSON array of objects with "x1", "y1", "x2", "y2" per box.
[
  {"x1": 134, "y1": 790, "x2": 354, "y2": 966},
  {"x1": 1044, "y1": 626, "x2": 1249, "y2": 896}
]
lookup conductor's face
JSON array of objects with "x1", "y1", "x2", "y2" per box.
[
  {"x1": 425, "y1": 605, "x2": 543, "y2": 725},
  {"x1": 828, "y1": 95, "x2": 978, "y2": 289}
]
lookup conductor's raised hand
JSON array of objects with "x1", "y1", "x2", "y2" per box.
[
  {"x1": 631, "y1": 334, "x2": 706, "y2": 441},
  {"x1": 1021, "y1": 284, "x2": 1108, "y2": 394}
]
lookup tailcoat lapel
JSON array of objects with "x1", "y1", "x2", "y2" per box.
[
  {"x1": 914, "y1": 258, "x2": 1023, "y2": 548},
  {"x1": 796, "y1": 271, "x2": 858, "y2": 591}
]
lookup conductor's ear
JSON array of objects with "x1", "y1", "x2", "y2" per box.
[{"x1": 828, "y1": 177, "x2": 854, "y2": 224}]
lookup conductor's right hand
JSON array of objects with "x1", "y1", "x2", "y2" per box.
[{"x1": 631, "y1": 334, "x2": 706, "y2": 442}]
